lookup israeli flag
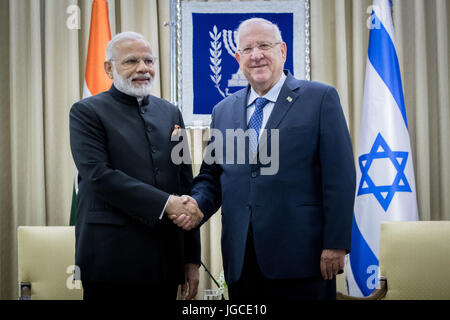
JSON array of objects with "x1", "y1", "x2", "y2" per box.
[{"x1": 346, "y1": 0, "x2": 418, "y2": 297}]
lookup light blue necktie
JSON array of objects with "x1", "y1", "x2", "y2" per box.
[{"x1": 248, "y1": 97, "x2": 269, "y2": 156}]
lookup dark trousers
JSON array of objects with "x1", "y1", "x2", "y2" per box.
[
  {"x1": 228, "y1": 226, "x2": 336, "y2": 301},
  {"x1": 82, "y1": 281, "x2": 179, "y2": 301}
]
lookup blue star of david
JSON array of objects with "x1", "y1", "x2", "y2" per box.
[{"x1": 357, "y1": 133, "x2": 412, "y2": 212}]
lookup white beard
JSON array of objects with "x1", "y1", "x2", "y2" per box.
[{"x1": 112, "y1": 66, "x2": 153, "y2": 98}]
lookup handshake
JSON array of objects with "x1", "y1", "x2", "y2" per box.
[{"x1": 165, "y1": 195, "x2": 204, "y2": 230}]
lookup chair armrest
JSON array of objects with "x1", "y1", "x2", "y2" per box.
[{"x1": 336, "y1": 277, "x2": 387, "y2": 300}]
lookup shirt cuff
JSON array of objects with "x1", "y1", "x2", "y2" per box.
[{"x1": 159, "y1": 195, "x2": 172, "y2": 220}]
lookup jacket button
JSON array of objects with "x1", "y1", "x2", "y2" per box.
[
  {"x1": 251, "y1": 171, "x2": 257, "y2": 178},
  {"x1": 154, "y1": 168, "x2": 160, "y2": 175},
  {"x1": 152, "y1": 146, "x2": 157, "y2": 153}
]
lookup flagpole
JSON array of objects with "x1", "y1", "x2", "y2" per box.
[
  {"x1": 169, "y1": 0, "x2": 177, "y2": 106},
  {"x1": 390, "y1": 0, "x2": 394, "y2": 27}
]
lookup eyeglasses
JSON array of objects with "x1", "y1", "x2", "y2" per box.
[
  {"x1": 111, "y1": 56, "x2": 157, "y2": 68},
  {"x1": 238, "y1": 42, "x2": 282, "y2": 55}
]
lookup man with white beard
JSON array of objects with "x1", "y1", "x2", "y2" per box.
[{"x1": 69, "y1": 32, "x2": 203, "y2": 300}]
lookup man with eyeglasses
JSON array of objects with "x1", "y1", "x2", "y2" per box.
[
  {"x1": 70, "y1": 32, "x2": 202, "y2": 300},
  {"x1": 172, "y1": 18, "x2": 356, "y2": 300}
]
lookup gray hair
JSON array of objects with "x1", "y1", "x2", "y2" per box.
[
  {"x1": 236, "y1": 18, "x2": 283, "y2": 48},
  {"x1": 106, "y1": 31, "x2": 150, "y2": 61}
]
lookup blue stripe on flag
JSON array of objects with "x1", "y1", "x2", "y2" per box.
[
  {"x1": 368, "y1": 14, "x2": 409, "y2": 130},
  {"x1": 349, "y1": 214, "x2": 379, "y2": 296}
]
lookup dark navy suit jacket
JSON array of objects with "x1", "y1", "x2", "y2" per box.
[
  {"x1": 70, "y1": 85, "x2": 200, "y2": 285},
  {"x1": 192, "y1": 71, "x2": 355, "y2": 284}
]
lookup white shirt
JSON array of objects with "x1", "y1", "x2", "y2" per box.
[{"x1": 246, "y1": 72, "x2": 287, "y2": 138}]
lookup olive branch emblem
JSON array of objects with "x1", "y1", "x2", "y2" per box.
[{"x1": 209, "y1": 26, "x2": 230, "y2": 98}]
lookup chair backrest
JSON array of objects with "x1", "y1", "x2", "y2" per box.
[
  {"x1": 379, "y1": 221, "x2": 450, "y2": 300},
  {"x1": 17, "y1": 226, "x2": 83, "y2": 300}
]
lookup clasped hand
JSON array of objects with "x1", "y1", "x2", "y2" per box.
[{"x1": 165, "y1": 195, "x2": 203, "y2": 230}]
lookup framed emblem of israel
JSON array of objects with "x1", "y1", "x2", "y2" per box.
[{"x1": 171, "y1": 0, "x2": 310, "y2": 127}]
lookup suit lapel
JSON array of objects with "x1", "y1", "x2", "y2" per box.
[
  {"x1": 259, "y1": 72, "x2": 302, "y2": 151},
  {"x1": 265, "y1": 73, "x2": 302, "y2": 130},
  {"x1": 232, "y1": 87, "x2": 249, "y2": 131},
  {"x1": 229, "y1": 87, "x2": 253, "y2": 165}
]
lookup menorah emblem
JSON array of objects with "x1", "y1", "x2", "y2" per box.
[
  {"x1": 222, "y1": 29, "x2": 248, "y2": 87},
  {"x1": 209, "y1": 25, "x2": 247, "y2": 98}
]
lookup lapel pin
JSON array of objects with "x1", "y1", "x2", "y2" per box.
[{"x1": 286, "y1": 96, "x2": 293, "y2": 103}]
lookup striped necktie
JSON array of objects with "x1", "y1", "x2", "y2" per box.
[{"x1": 248, "y1": 97, "x2": 269, "y2": 156}]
